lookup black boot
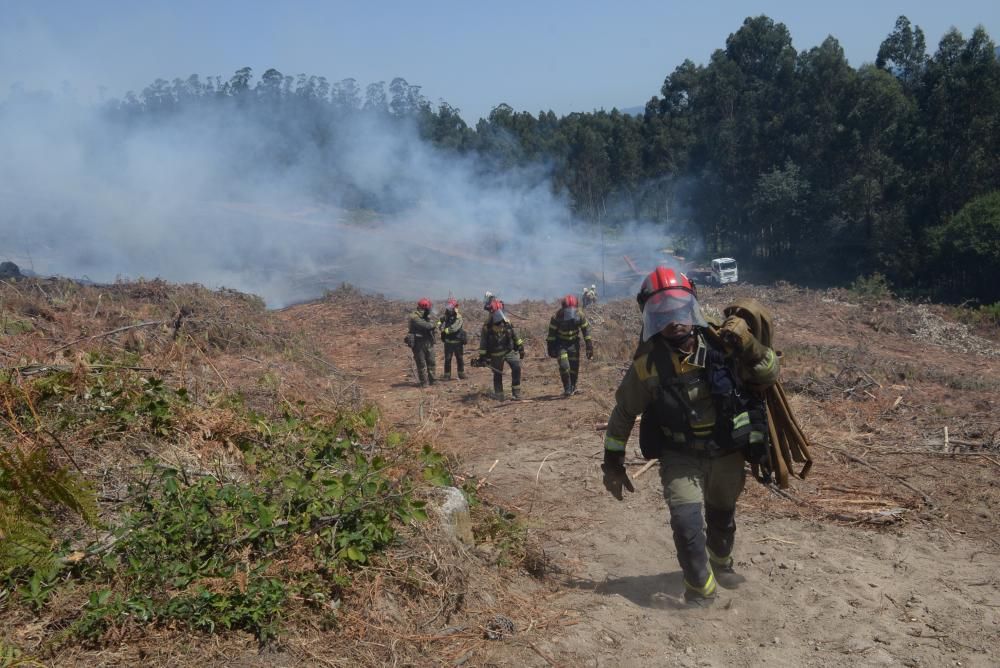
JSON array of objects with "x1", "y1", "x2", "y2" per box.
[
  {"x1": 670, "y1": 503, "x2": 714, "y2": 602},
  {"x1": 705, "y1": 505, "x2": 741, "y2": 588},
  {"x1": 710, "y1": 559, "x2": 745, "y2": 590}
]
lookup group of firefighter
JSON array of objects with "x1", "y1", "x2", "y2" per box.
[
  {"x1": 406, "y1": 289, "x2": 594, "y2": 400},
  {"x1": 405, "y1": 267, "x2": 783, "y2": 606}
]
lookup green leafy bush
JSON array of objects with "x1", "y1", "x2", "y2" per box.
[
  {"x1": 67, "y1": 414, "x2": 429, "y2": 643},
  {"x1": 975, "y1": 302, "x2": 1000, "y2": 328},
  {"x1": 1, "y1": 365, "x2": 435, "y2": 645},
  {"x1": 954, "y1": 301, "x2": 1000, "y2": 330},
  {"x1": 849, "y1": 273, "x2": 893, "y2": 300}
]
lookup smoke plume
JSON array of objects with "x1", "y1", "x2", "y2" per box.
[{"x1": 0, "y1": 81, "x2": 675, "y2": 307}]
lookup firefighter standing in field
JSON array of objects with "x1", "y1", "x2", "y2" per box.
[
  {"x1": 483, "y1": 291, "x2": 501, "y2": 312},
  {"x1": 407, "y1": 298, "x2": 437, "y2": 387},
  {"x1": 600, "y1": 267, "x2": 779, "y2": 604},
  {"x1": 477, "y1": 299, "x2": 524, "y2": 400},
  {"x1": 582, "y1": 285, "x2": 598, "y2": 308},
  {"x1": 437, "y1": 298, "x2": 467, "y2": 380},
  {"x1": 547, "y1": 294, "x2": 594, "y2": 397}
]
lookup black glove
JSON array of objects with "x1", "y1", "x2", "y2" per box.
[
  {"x1": 586, "y1": 343, "x2": 594, "y2": 360},
  {"x1": 746, "y1": 440, "x2": 773, "y2": 485},
  {"x1": 518, "y1": 348, "x2": 525, "y2": 360},
  {"x1": 601, "y1": 450, "x2": 634, "y2": 500}
]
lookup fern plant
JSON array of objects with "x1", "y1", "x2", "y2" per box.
[
  {"x1": 0, "y1": 376, "x2": 99, "y2": 579},
  {"x1": 0, "y1": 447, "x2": 97, "y2": 576}
]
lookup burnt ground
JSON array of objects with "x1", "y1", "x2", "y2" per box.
[{"x1": 279, "y1": 283, "x2": 1000, "y2": 667}]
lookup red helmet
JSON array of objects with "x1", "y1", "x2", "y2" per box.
[
  {"x1": 636, "y1": 267, "x2": 694, "y2": 309},
  {"x1": 487, "y1": 298, "x2": 503, "y2": 313},
  {"x1": 417, "y1": 297, "x2": 432, "y2": 310},
  {"x1": 446, "y1": 298, "x2": 458, "y2": 310},
  {"x1": 636, "y1": 267, "x2": 705, "y2": 341},
  {"x1": 562, "y1": 294, "x2": 578, "y2": 308}
]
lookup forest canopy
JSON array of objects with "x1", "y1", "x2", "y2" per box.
[{"x1": 24, "y1": 15, "x2": 1000, "y2": 303}]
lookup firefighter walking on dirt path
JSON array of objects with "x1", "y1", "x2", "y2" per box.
[
  {"x1": 600, "y1": 267, "x2": 779, "y2": 605},
  {"x1": 547, "y1": 294, "x2": 593, "y2": 397},
  {"x1": 437, "y1": 298, "x2": 467, "y2": 380},
  {"x1": 477, "y1": 299, "x2": 525, "y2": 400},
  {"x1": 407, "y1": 298, "x2": 437, "y2": 387}
]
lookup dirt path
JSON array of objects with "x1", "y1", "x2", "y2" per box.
[{"x1": 282, "y1": 293, "x2": 1000, "y2": 667}]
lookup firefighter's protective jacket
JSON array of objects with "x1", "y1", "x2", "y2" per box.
[
  {"x1": 408, "y1": 310, "x2": 437, "y2": 343},
  {"x1": 479, "y1": 318, "x2": 523, "y2": 359},
  {"x1": 604, "y1": 327, "x2": 778, "y2": 454},
  {"x1": 546, "y1": 307, "x2": 592, "y2": 348},
  {"x1": 438, "y1": 311, "x2": 465, "y2": 345}
]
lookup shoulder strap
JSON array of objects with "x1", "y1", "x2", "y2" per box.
[
  {"x1": 645, "y1": 339, "x2": 683, "y2": 387},
  {"x1": 643, "y1": 338, "x2": 696, "y2": 440}
]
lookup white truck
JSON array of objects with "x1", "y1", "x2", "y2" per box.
[
  {"x1": 688, "y1": 257, "x2": 739, "y2": 286},
  {"x1": 709, "y1": 257, "x2": 738, "y2": 285}
]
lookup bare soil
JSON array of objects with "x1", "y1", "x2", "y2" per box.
[
  {"x1": 278, "y1": 283, "x2": 1000, "y2": 667},
  {"x1": 3, "y1": 279, "x2": 998, "y2": 667}
]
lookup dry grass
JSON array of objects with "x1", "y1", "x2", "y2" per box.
[
  {"x1": 1, "y1": 277, "x2": 566, "y2": 667},
  {"x1": 5, "y1": 276, "x2": 999, "y2": 666}
]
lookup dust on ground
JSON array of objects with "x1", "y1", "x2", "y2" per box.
[
  {"x1": 278, "y1": 282, "x2": 1000, "y2": 667},
  {"x1": 3, "y1": 278, "x2": 997, "y2": 666}
]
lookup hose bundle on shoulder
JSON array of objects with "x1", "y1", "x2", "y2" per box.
[{"x1": 723, "y1": 298, "x2": 813, "y2": 488}]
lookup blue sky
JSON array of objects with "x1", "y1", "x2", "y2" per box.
[{"x1": 3, "y1": 1, "x2": 998, "y2": 122}]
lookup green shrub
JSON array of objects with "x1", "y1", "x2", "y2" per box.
[
  {"x1": 977, "y1": 302, "x2": 1000, "y2": 327},
  {"x1": 951, "y1": 300, "x2": 1000, "y2": 330},
  {"x1": 849, "y1": 273, "x2": 893, "y2": 300},
  {"x1": 1, "y1": 366, "x2": 435, "y2": 645},
  {"x1": 68, "y1": 414, "x2": 428, "y2": 643}
]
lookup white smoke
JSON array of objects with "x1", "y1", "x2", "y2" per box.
[{"x1": 0, "y1": 83, "x2": 679, "y2": 307}]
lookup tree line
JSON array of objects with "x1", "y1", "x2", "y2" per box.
[{"x1": 104, "y1": 15, "x2": 1000, "y2": 303}]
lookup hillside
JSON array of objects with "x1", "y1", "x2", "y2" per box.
[{"x1": 2, "y1": 278, "x2": 999, "y2": 666}]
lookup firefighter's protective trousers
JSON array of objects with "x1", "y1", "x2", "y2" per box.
[
  {"x1": 412, "y1": 339, "x2": 435, "y2": 386},
  {"x1": 490, "y1": 351, "x2": 521, "y2": 396},
  {"x1": 443, "y1": 342, "x2": 464, "y2": 377},
  {"x1": 659, "y1": 450, "x2": 745, "y2": 593}
]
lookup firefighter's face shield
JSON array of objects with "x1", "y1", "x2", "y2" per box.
[
  {"x1": 640, "y1": 289, "x2": 706, "y2": 342},
  {"x1": 490, "y1": 309, "x2": 506, "y2": 325},
  {"x1": 560, "y1": 306, "x2": 578, "y2": 321},
  {"x1": 445, "y1": 303, "x2": 457, "y2": 314}
]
